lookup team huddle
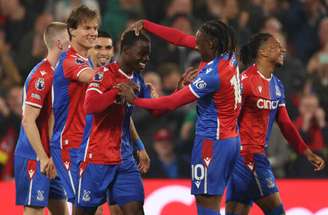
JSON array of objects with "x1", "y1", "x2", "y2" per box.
[{"x1": 14, "y1": 5, "x2": 325, "y2": 215}]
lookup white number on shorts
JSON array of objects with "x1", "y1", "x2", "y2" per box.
[
  {"x1": 191, "y1": 164, "x2": 205, "y2": 181},
  {"x1": 230, "y1": 68, "x2": 241, "y2": 110}
]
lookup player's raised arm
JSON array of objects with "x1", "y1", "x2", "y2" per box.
[
  {"x1": 276, "y1": 106, "x2": 325, "y2": 171},
  {"x1": 129, "y1": 19, "x2": 197, "y2": 49}
]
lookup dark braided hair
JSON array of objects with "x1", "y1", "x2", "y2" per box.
[
  {"x1": 239, "y1": 33, "x2": 273, "y2": 67},
  {"x1": 120, "y1": 30, "x2": 150, "y2": 53},
  {"x1": 199, "y1": 20, "x2": 237, "y2": 59}
]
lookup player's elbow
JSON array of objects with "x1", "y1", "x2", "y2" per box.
[{"x1": 22, "y1": 115, "x2": 35, "y2": 129}]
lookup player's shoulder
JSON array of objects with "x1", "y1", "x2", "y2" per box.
[
  {"x1": 29, "y1": 60, "x2": 53, "y2": 80},
  {"x1": 272, "y1": 74, "x2": 285, "y2": 89},
  {"x1": 63, "y1": 48, "x2": 88, "y2": 65}
]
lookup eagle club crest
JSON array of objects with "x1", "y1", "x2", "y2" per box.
[
  {"x1": 94, "y1": 72, "x2": 104, "y2": 81},
  {"x1": 35, "y1": 78, "x2": 45, "y2": 91}
]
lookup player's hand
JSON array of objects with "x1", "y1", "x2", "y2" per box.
[
  {"x1": 39, "y1": 155, "x2": 50, "y2": 176},
  {"x1": 46, "y1": 157, "x2": 57, "y2": 179},
  {"x1": 177, "y1": 67, "x2": 198, "y2": 90},
  {"x1": 304, "y1": 149, "x2": 326, "y2": 171},
  {"x1": 137, "y1": 150, "x2": 150, "y2": 174},
  {"x1": 115, "y1": 83, "x2": 137, "y2": 103},
  {"x1": 128, "y1": 20, "x2": 144, "y2": 36},
  {"x1": 146, "y1": 83, "x2": 159, "y2": 98}
]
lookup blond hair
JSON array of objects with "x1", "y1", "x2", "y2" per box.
[{"x1": 43, "y1": 22, "x2": 67, "y2": 48}]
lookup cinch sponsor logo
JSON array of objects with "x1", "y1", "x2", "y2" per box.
[{"x1": 256, "y1": 99, "x2": 279, "y2": 110}]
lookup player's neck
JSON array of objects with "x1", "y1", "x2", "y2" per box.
[
  {"x1": 117, "y1": 58, "x2": 133, "y2": 75},
  {"x1": 255, "y1": 59, "x2": 274, "y2": 79},
  {"x1": 46, "y1": 51, "x2": 60, "y2": 69},
  {"x1": 71, "y1": 41, "x2": 88, "y2": 58}
]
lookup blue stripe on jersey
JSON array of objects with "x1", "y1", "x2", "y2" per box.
[
  {"x1": 15, "y1": 61, "x2": 46, "y2": 159},
  {"x1": 51, "y1": 52, "x2": 70, "y2": 149},
  {"x1": 264, "y1": 77, "x2": 280, "y2": 149},
  {"x1": 80, "y1": 114, "x2": 93, "y2": 162}
]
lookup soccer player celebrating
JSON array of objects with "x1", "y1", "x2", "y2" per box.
[
  {"x1": 224, "y1": 33, "x2": 325, "y2": 215},
  {"x1": 88, "y1": 30, "x2": 151, "y2": 215},
  {"x1": 14, "y1": 22, "x2": 69, "y2": 215},
  {"x1": 117, "y1": 21, "x2": 241, "y2": 215},
  {"x1": 50, "y1": 5, "x2": 99, "y2": 206}
]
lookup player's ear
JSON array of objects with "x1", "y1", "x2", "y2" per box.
[{"x1": 69, "y1": 28, "x2": 77, "y2": 38}]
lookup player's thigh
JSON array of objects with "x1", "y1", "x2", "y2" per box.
[
  {"x1": 109, "y1": 205, "x2": 123, "y2": 215},
  {"x1": 226, "y1": 155, "x2": 254, "y2": 208},
  {"x1": 108, "y1": 159, "x2": 144, "y2": 207},
  {"x1": 120, "y1": 201, "x2": 144, "y2": 215},
  {"x1": 24, "y1": 206, "x2": 44, "y2": 215},
  {"x1": 48, "y1": 199, "x2": 68, "y2": 215},
  {"x1": 77, "y1": 163, "x2": 117, "y2": 208},
  {"x1": 191, "y1": 136, "x2": 240, "y2": 196},
  {"x1": 195, "y1": 194, "x2": 222, "y2": 211},
  {"x1": 51, "y1": 148, "x2": 78, "y2": 203},
  {"x1": 255, "y1": 192, "x2": 283, "y2": 213},
  {"x1": 225, "y1": 201, "x2": 251, "y2": 215},
  {"x1": 15, "y1": 156, "x2": 50, "y2": 207}
]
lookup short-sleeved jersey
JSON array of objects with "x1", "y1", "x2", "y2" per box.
[
  {"x1": 80, "y1": 63, "x2": 151, "y2": 164},
  {"x1": 189, "y1": 54, "x2": 241, "y2": 140},
  {"x1": 15, "y1": 59, "x2": 54, "y2": 159},
  {"x1": 51, "y1": 47, "x2": 93, "y2": 150},
  {"x1": 239, "y1": 64, "x2": 286, "y2": 156}
]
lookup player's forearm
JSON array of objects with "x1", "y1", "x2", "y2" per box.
[
  {"x1": 133, "y1": 86, "x2": 197, "y2": 111},
  {"x1": 84, "y1": 89, "x2": 119, "y2": 113},
  {"x1": 277, "y1": 107, "x2": 309, "y2": 154},
  {"x1": 143, "y1": 20, "x2": 196, "y2": 49},
  {"x1": 22, "y1": 118, "x2": 48, "y2": 160}
]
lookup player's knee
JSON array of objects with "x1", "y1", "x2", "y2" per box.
[
  {"x1": 264, "y1": 204, "x2": 285, "y2": 215},
  {"x1": 197, "y1": 205, "x2": 220, "y2": 215}
]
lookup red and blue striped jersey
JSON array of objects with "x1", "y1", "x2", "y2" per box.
[
  {"x1": 189, "y1": 54, "x2": 241, "y2": 140},
  {"x1": 15, "y1": 59, "x2": 54, "y2": 159},
  {"x1": 239, "y1": 64, "x2": 286, "y2": 157}
]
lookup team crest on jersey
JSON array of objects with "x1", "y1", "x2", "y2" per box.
[
  {"x1": 75, "y1": 57, "x2": 85, "y2": 65},
  {"x1": 37, "y1": 190, "x2": 45, "y2": 201},
  {"x1": 35, "y1": 78, "x2": 45, "y2": 91},
  {"x1": 82, "y1": 190, "x2": 91, "y2": 202},
  {"x1": 94, "y1": 72, "x2": 104, "y2": 81},
  {"x1": 266, "y1": 177, "x2": 275, "y2": 189},
  {"x1": 193, "y1": 78, "x2": 207, "y2": 89},
  {"x1": 275, "y1": 85, "x2": 281, "y2": 96}
]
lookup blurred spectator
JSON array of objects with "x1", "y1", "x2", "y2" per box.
[
  {"x1": 268, "y1": 123, "x2": 290, "y2": 178},
  {"x1": 0, "y1": 29, "x2": 21, "y2": 89},
  {"x1": 15, "y1": 12, "x2": 53, "y2": 79},
  {"x1": 53, "y1": 0, "x2": 100, "y2": 21},
  {"x1": 178, "y1": 107, "x2": 196, "y2": 158},
  {"x1": 0, "y1": 85, "x2": 22, "y2": 180},
  {"x1": 143, "y1": 71, "x2": 164, "y2": 96},
  {"x1": 287, "y1": 94, "x2": 328, "y2": 178},
  {"x1": 283, "y1": 0, "x2": 326, "y2": 63},
  {"x1": 166, "y1": 0, "x2": 192, "y2": 18},
  {"x1": 157, "y1": 63, "x2": 181, "y2": 95},
  {"x1": 147, "y1": 128, "x2": 189, "y2": 178}
]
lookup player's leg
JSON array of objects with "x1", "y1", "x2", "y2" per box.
[
  {"x1": 48, "y1": 177, "x2": 69, "y2": 215},
  {"x1": 191, "y1": 136, "x2": 240, "y2": 215},
  {"x1": 15, "y1": 156, "x2": 50, "y2": 215},
  {"x1": 252, "y1": 154, "x2": 285, "y2": 215},
  {"x1": 255, "y1": 192, "x2": 285, "y2": 215},
  {"x1": 225, "y1": 154, "x2": 254, "y2": 215},
  {"x1": 109, "y1": 205, "x2": 123, "y2": 215},
  {"x1": 76, "y1": 162, "x2": 117, "y2": 215},
  {"x1": 108, "y1": 158, "x2": 144, "y2": 215}
]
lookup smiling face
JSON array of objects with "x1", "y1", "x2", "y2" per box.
[
  {"x1": 70, "y1": 18, "x2": 98, "y2": 50},
  {"x1": 90, "y1": 36, "x2": 113, "y2": 66},
  {"x1": 124, "y1": 40, "x2": 151, "y2": 72},
  {"x1": 260, "y1": 36, "x2": 286, "y2": 67}
]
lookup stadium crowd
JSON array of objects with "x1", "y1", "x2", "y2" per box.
[{"x1": 0, "y1": 0, "x2": 327, "y2": 180}]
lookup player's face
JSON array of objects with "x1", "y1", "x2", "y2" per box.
[
  {"x1": 264, "y1": 37, "x2": 286, "y2": 66},
  {"x1": 93, "y1": 37, "x2": 113, "y2": 66},
  {"x1": 72, "y1": 18, "x2": 98, "y2": 49},
  {"x1": 196, "y1": 30, "x2": 214, "y2": 62},
  {"x1": 126, "y1": 40, "x2": 150, "y2": 72}
]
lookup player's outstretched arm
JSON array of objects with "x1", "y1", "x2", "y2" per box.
[
  {"x1": 84, "y1": 88, "x2": 119, "y2": 114},
  {"x1": 129, "y1": 19, "x2": 197, "y2": 49},
  {"x1": 117, "y1": 84, "x2": 197, "y2": 111},
  {"x1": 277, "y1": 106, "x2": 325, "y2": 171},
  {"x1": 22, "y1": 105, "x2": 55, "y2": 179}
]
